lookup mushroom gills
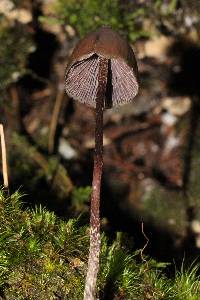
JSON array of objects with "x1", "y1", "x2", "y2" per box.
[
  {"x1": 65, "y1": 55, "x2": 138, "y2": 108},
  {"x1": 111, "y1": 58, "x2": 138, "y2": 107},
  {"x1": 65, "y1": 54, "x2": 99, "y2": 107}
]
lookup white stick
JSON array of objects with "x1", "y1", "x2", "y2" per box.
[{"x1": 0, "y1": 124, "x2": 9, "y2": 188}]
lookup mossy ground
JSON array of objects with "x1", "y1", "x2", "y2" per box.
[{"x1": 0, "y1": 189, "x2": 200, "y2": 299}]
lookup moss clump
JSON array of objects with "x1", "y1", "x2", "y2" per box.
[
  {"x1": 40, "y1": 0, "x2": 149, "y2": 42},
  {"x1": 0, "y1": 189, "x2": 200, "y2": 299},
  {"x1": 0, "y1": 190, "x2": 87, "y2": 299},
  {"x1": 0, "y1": 25, "x2": 33, "y2": 90}
]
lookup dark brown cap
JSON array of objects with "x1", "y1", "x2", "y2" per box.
[{"x1": 65, "y1": 26, "x2": 139, "y2": 108}]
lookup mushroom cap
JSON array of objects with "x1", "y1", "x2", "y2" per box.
[
  {"x1": 65, "y1": 26, "x2": 139, "y2": 108},
  {"x1": 66, "y1": 26, "x2": 138, "y2": 75}
]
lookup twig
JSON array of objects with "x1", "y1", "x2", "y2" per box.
[
  {"x1": 140, "y1": 222, "x2": 149, "y2": 271},
  {"x1": 0, "y1": 124, "x2": 9, "y2": 188},
  {"x1": 48, "y1": 86, "x2": 65, "y2": 154}
]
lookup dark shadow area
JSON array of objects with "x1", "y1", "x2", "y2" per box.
[
  {"x1": 168, "y1": 39, "x2": 200, "y2": 254},
  {"x1": 53, "y1": 97, "x2": 75, "y2": 155},
  {"x1": 18, "y1": 4, "x2": 59, "y2": 121},
  {"x1": 101, "y1": 178, "x2": 183, "y2": 262},
  {"x1": 105, "y1": 59, "x2": 113, "y2": 108},
  {"x1": 152, "y1": 167, "x2": 182, "y2": 190},
  {"x1": 8, "y1": 7, "x2": 61, "y2": 154},
  {"x1": 9, "y1": 165, "x2": 72, "y2": 217},
  {"x1": 168, "y1": 39, "x2": 200, "y2": 96},
  {"x1": 19, "y1": 28, "x2": 58, "y2": 91}
]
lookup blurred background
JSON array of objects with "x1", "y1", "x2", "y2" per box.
[{"x1": 0, "y1": 0, "x2": 200, "y2": 268}]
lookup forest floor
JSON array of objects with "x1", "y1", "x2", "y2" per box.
[{"x1": 1, "y1": 0, "x2": 200, "y2": 288}]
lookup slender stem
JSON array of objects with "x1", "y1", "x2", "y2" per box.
[
  {"x1": 48, "y1": 86, "x2": 65, "y2": 154},
  {"x1": 0, "y1": 124, "x2": 9, "y2": 189},
  {"x1": 83, "y1": 57, "x2": 108, "y2": 300}
]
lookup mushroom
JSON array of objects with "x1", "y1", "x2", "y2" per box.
[{"x1": 65, "y1": 26, "x2": 139, "y2": 300}]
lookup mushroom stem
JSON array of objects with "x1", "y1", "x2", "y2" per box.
[{"x1": 83, "y1": 57, "x2": 108, "y2": 300}]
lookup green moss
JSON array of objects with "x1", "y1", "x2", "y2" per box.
[
  {"x1": 0, "y1": 190, "x2": 87, "y2": 299},
  {"x1": 71, "y1": 186, "x2": 91, "y2": 212},
  {"x1": 0, "y1": 24, "x2": 33, "y2": 93},
  {"x1": 41, "y1": 0, "x2": 149, "y2": 42},
  {"x1": 0, "y1": 189, "x2": 200, "y2": 299}
]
